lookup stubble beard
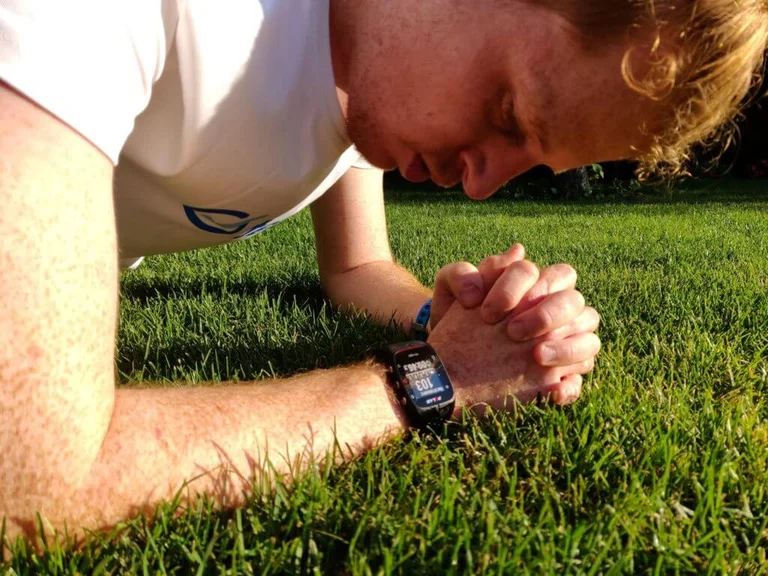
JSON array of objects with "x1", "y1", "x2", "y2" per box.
[
  {"x1": 345, "y1": 106, "x2": 385, "y2": 169},
  {"x1": 341, "y1": 65, "x2": 397, "y2": 171}
]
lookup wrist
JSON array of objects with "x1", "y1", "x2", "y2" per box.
[
  {"x1": 361, "y1": 360, "x2": 411, "y2": 431},
  {"x1": 426, "y1": 336, "x2": 470, "y2": 417},
  {"x1": 377, "y1": 340, "x2": 455, "y2": 429}
]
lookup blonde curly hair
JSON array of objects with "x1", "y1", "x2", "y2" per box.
[{"x1": 529, "y1": 0, "x2": 768, "y2": 179}]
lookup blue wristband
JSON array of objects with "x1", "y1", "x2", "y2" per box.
[{"x1": 414, "y1": 298, "x2": 432, "y2": 331}]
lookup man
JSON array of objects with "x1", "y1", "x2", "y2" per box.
[{"x1": 0, "y1": 0, "x2": 764, "y2": 548}]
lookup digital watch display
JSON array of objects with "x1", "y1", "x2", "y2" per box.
[{"x1": 380, "y1": 341, "x2": 455, "y2": 428}]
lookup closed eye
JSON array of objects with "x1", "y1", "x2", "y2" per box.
[{"x1": 499, "y1": 91, "x2": 527, "y2": 147}]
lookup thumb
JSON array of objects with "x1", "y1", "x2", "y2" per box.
[{"x1": 431, "y1": 261, "x2": 484, "y2": 328}]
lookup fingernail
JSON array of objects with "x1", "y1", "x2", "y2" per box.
[
  {"x1": 460, "y1": 283, "x2": 483, "y2": 307},
  {"x1": 556, "y1": 386, "x2": 580, "y2": 404},
  {"x1": 540, "y1": 345, "x2": 556, "y2": 364},
  {"x1": 566, "y1": 385, "x2": 582, "y2": 402}
]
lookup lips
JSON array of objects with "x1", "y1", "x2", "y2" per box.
[{"x1": 403, "y1": 154, "x2": 431, "y2": 183}]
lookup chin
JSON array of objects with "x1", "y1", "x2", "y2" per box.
[
  {"x1": 351, "y1": 142, "x2": 396, "y2": 171},
  {"x1": 345, "y1": 114, "x2": 397, "y2": 170},
  {"x1": 364, "y1": 156, "x2": 397, "y2": 171}
]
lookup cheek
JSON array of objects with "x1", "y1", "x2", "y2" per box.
[
  {"x1": 345, "y1": 106, "x2": 392, "y2": 168},
  {"x1": 404, "y1": 91, "x2": 492, "y2": 152},
  {"x1": 346, "y1": 50, "x2": 494, "y2": 158},
  {"x1": 537, "y1": 104, "x2": 603, "y2": 171}
]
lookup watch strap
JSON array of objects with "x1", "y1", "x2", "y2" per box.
[{"x1": 412, "y1": 298, "x2": 433, "y2": 341}]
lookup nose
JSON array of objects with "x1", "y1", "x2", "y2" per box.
[{"x1": 459, "y1": 145, "x2": 536, "y2": 200}]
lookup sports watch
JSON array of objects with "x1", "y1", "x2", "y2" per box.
[{"x1": 379, "y1": 340, "x2": 456, "y2": 429}]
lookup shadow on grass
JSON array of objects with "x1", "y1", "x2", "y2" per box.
[
  {"x1": 120, "y1": 274, "x2": 327, "y2": 308},
  {"x1": 116, "y1": 325, "x2": 390, "y2": 384},
  {"x1": 117, "y1": 277, "x2": 403, "y2": 384}
]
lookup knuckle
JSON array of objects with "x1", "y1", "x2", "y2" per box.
[
  {"x1": 443, "y1": 261, "x2": 471, "y2": 282},
  {"x1": 514, "y1": 259, "x2": 540, "y2": 279},
  {"x1": 563, "y1": 289, "x2": 585, "y2": 311},
  {"x1": 479, "y1": 254, "x2": 502, "y2": 272},
  {"x1": 574, "y1": 336, "x2": 599, "y2": 360},
  {"x1": 579, "y1": 307, "x2": 600, "y2": 330},
  {"x1": 435, "y1": 264, "x2": 451, "y2": 280},
  {"x1": 546, "y1": 263, "x2": 576, "y2": 281},
  {"x1": 536, "y1": 305, "x2": 558, "y2": 330},
  {"x1": 559, "y1": 263, "x2": 577, "y2": 282},
  {"x1": 451, "y1": 261, "x2": 473, "y2": 274},
  {"x1": 441, "y1": 261, "x2": 457, "y2": 271}
]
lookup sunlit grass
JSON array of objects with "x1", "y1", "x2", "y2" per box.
[{"x1": 6, "y1": 180, "x2": 768, "y2": 574}]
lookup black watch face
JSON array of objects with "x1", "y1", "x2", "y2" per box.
[{"x1": 395, "y1": 345, "x2": 453, "y2": 410}]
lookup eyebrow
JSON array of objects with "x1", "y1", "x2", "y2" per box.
[{"x1": 505, "y1": 112, "x2": 528, "y2": 148}]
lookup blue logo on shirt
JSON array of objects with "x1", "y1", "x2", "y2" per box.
[{"x1": 184, "y1": 205, "x2": 272, "y2": 239}]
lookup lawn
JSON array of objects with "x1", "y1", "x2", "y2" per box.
[{"x1": 5, "y1": 181, "x2": 768, "y2": 574}]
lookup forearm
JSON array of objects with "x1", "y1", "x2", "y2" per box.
[
  {"x1": 5, "y1": 363, "x2": 405, "y2": 543},
  {"x1": 322, "y1": 260, "x2": 432, "y2": 332}
]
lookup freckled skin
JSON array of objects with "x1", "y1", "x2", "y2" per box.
[
  {"x1": 0, "y1": 0, "x2": 604, "y2": 553},
  {"x1": 0, "y1": 85, "x2": 412, "y2": 545},
  {"x1": 0, "y1": 84, "x2": 118, "y2": 546},
  {"x1": 332, "y1": 0, "x2": 661, "y2": 198}
]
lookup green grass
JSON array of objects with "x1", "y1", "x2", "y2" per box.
[{"x1": 5, "y1": 180, "x2": 768, "y2": 574}]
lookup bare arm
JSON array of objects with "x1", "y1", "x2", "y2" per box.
[
  {"x1": 311, "y1": 167, "x2": 431, "y2": 332},
  {"x1": 0, "y1": 84, "x2": 600, "y2": 551},
  {"x1": 0, "y1": 85, "x2": 405, "y2": 548}
]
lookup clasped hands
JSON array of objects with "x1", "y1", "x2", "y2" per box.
[{"x1": 427, "y1": 244, "x2": 600, "y2": 412}]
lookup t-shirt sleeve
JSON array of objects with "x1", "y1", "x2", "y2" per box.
[{"x1": 0, "y1": 0, "x2": 175, "y2": 164}]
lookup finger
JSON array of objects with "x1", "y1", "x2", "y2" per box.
[
  {"x1": 534, "y1": 332, "x2": 602, "y2": 367},
  {"x1": 549, "y1": 374, "x2": 583, "y2": 405},
  {"x1": 555, "y1": 358, "x2": 595, "y2": 378},
  {"x1": 542, "y1": 307, "x2": 601, "y2": 341},
  {"x1": 432, "y1": 261, "x2": 484, "y2": 327},
  {"x1": 477, "y1": 243, "x2": 526, "y2": 291},
  {"x1": 480, "y1": 259, "x2": 540, "y2": 324},
  {"x1": 507, "y1": 289, "x2": 585, "y2": 341},
  {"x1": 511, "y1": 263, "x2": 578, "y2": 318}
]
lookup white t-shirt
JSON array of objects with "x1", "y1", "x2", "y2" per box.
[{"x1": 0, "y1": 0, "x2": 365, "y2": 265}]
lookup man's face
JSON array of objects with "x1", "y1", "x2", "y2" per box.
[{"x1": 341, "y1": 1, "x2": 659, "y2": 199}]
